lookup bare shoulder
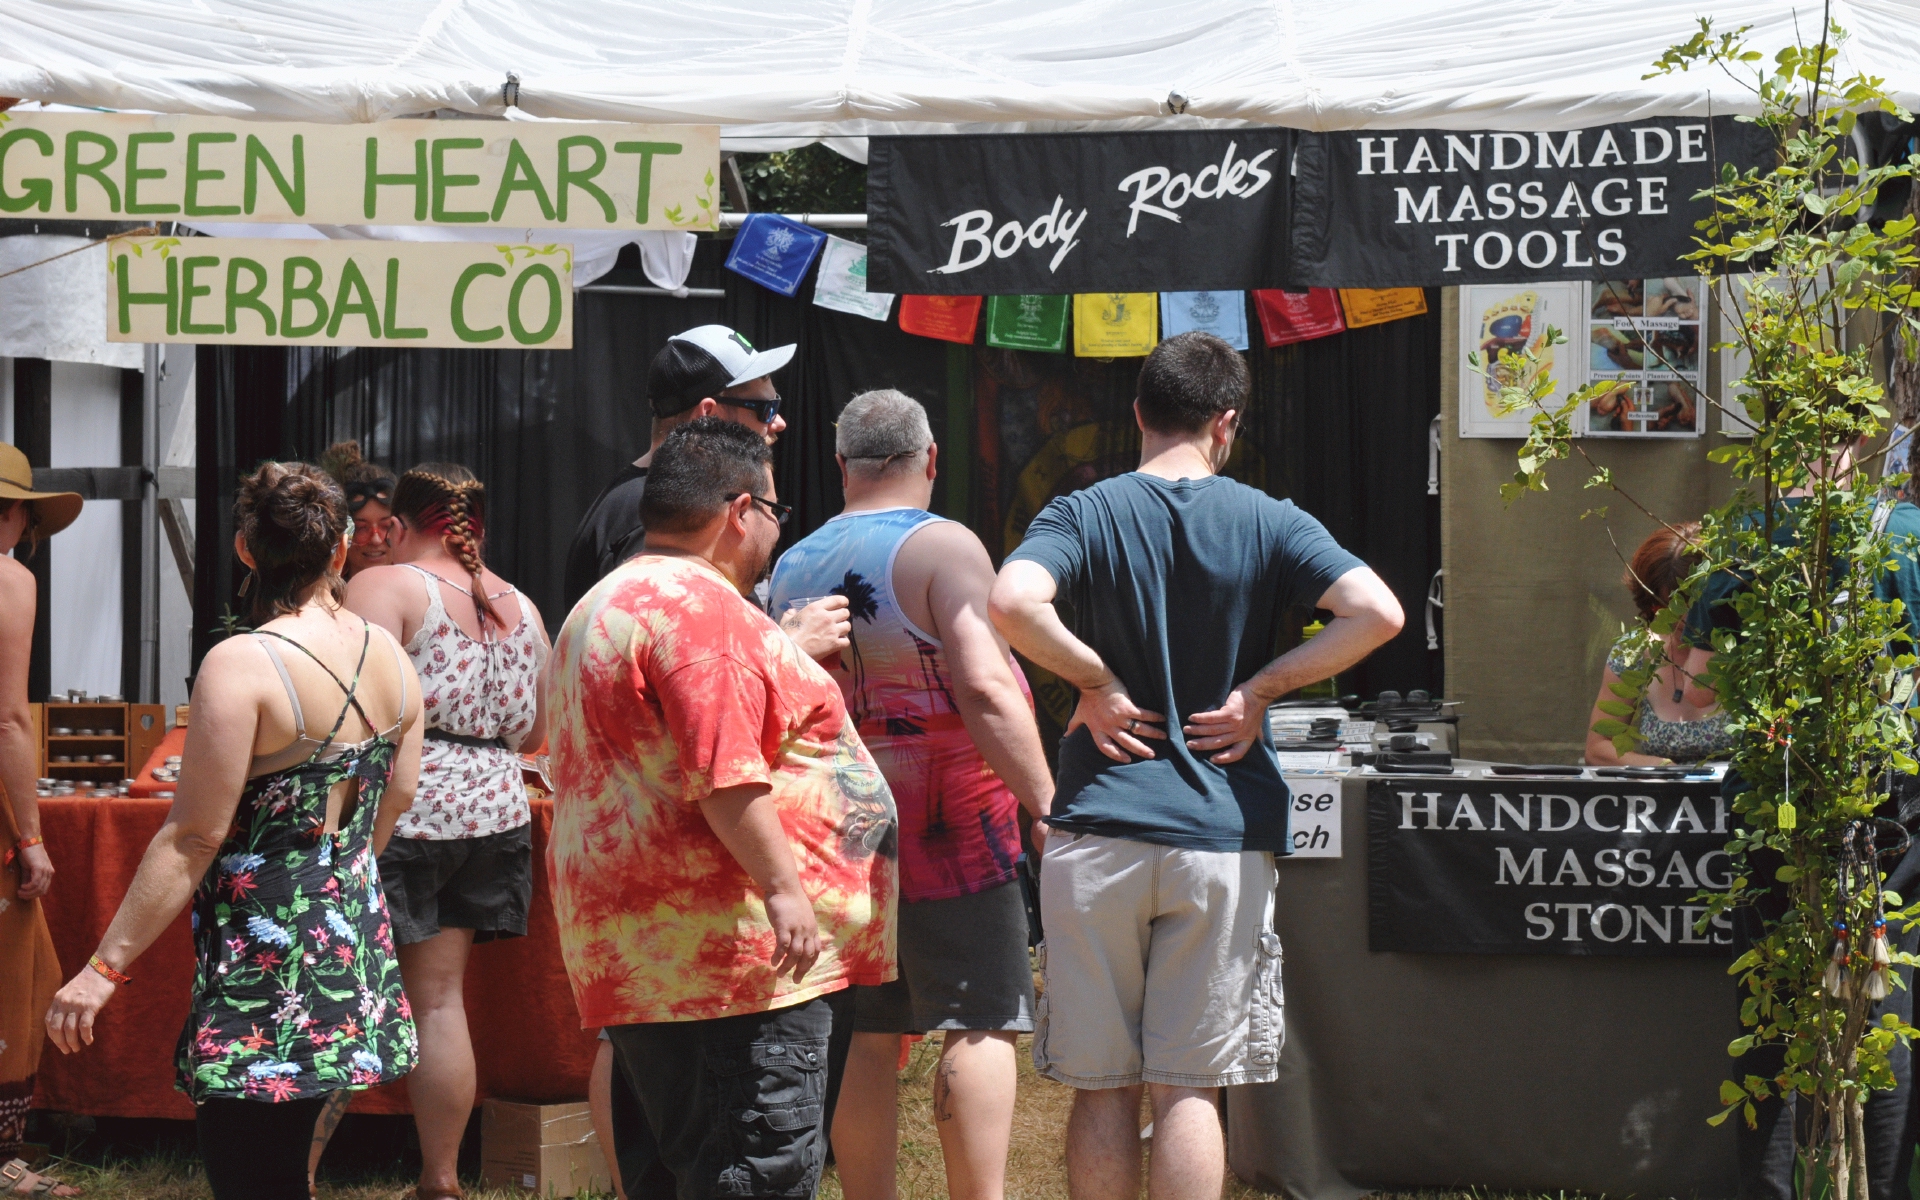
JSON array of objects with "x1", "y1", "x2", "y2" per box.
[
  {"x1": 0, "y1": 554, "x2": 34, "y2": 601},
  {"x1": 900, "y1": 518, "x2": 993, "y2": 570},
  {"x1": 196, "y1": 633, "x2": 275, "y2": 697},
  {"x1": 345, "y1": 563, "x2": 416, "y2": 596}
]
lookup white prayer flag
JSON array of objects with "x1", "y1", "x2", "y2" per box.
[{"x1": 811, "y1": 234, "x2": 894, "y2": 321}]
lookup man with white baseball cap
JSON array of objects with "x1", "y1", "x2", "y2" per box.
[{"x1": 563, "y1": 323, "x2": 796, "y2": 611}]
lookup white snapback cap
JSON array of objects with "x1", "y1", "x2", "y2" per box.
[{"x1": 671, "y1": 324, "x2": 796, "y2": 387}]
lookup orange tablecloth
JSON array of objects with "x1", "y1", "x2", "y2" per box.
[
  {"x1": 128, "y1": 726, "x2": 187, "y2": 797},
  {"x1": 32, "y1": 796, "x2": 595, "y2": 1118}
]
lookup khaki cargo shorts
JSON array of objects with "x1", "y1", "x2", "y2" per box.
[{"x1": 1033, "y1": 830, "x2": 1282, "y2": 1089}]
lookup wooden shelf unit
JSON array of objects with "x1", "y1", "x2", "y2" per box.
[{"x1": 37, "y1": 702, "x2": 167, "y2": 784}]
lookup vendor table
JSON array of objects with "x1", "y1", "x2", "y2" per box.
[
  {"x1": 1227, "y1": 769, "x2": 1737, "y2": 1200},
  {"x1": 31, "y1": 796, "x2": 595, "y2": 1118},
  {"x1": 127, "y1": 726, "x2": 186, "y2": 797}
]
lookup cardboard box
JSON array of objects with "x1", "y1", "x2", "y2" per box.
[{"x1": 480, "y1": 1099, "x2": 610, "y2": 1197}]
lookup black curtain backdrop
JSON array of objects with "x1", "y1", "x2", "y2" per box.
[{"x1": 197, "y1": 245, "x2": 1439, "y2": 723}]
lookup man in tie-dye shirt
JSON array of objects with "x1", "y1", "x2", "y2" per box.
[{"x1": 547, "y1": 418, "x2": 897, "y2": 1199}]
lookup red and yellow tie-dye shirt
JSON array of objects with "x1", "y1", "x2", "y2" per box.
[{"x1": 547, "y1": 554, "x2": 898, "y2": 1026}]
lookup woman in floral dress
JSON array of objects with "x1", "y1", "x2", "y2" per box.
[
  {"x1": 345, "y1": 463, "x2": 547, "y2": 1200},
  {"x1": 44, "y1": 462, "x2": 424, "y2": 1200}
]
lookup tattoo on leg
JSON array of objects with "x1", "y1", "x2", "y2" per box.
[
  {"x1": 311, "y1": 1089, "x2": 352, "y2": 1151},
  {"x1": 934, "y1": 1057, "x2": 957, "y2": 1123}
]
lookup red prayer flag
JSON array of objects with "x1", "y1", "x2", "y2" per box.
[
  {"x1": 1253, "y1": 288, "x2": 1347, "y2": 347},
  {"x1": 899, "y1": 294, "x2": 983, "y2": 344}
]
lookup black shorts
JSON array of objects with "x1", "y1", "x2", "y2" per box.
[
  {"x1": 853, "y1": 878, "x2": 1036, "y2": 1035},
  {"x1": 377, "y1": 823, "x2": 532, "y2": 945},
  {"x1": 604, "y1": 992, "x2": 853, "y2": 1200}
]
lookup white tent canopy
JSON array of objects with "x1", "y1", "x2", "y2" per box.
[{"x1": 2, "y1": 0, "x2": 1916, "y2": 139}]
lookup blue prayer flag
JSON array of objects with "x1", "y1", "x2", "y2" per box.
[
  {"x1": 725, "y1": 214, "x2": 828, "y2": 297},
  {"x1": 1159, "y1": 291, "x2": 1249, "y2": 351}
]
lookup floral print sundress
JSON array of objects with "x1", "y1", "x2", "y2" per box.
[{"x1": 175, "y1": 624, "x2": 419, "y2": 1103}]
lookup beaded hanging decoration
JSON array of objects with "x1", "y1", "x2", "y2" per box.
[{"x1": 1827, "y1": 817, "x2": 1910, "y2": 1001}]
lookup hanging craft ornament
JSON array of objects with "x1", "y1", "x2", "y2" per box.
[{"x1": 1828, "y1": 818, "x2": 1912, "y2": 1002}]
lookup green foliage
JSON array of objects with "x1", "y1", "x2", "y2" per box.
[
  {"x1": 1490, "y1": 15, "x2": 1920, "y2": 1189},
  {"x1": 731, "y1": 144, "x2": 867, "y2": 215}
]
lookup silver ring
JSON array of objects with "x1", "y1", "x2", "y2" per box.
[{"x1": 1127, "y1": 718, "x2": 1137, "y2": 732}]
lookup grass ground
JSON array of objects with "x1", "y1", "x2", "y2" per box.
[{"x1": 39, "y1": 1036, "x2": 1271, "y2": 1199}]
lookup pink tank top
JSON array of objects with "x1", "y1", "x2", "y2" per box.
[{"x1": 770, "y1": 507, "x2": 1028, "y2": 902}]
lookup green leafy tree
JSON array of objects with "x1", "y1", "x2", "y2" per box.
[
  {"x1": 729, "y1": 144, "x2": 867, "y2": 215},
  {"x1": 1481, "y1": 16, "x2": 1920, "y2": 1195}
]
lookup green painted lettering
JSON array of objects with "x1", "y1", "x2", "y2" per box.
[
  {"x1": 64, "y1": 131, "x2": 120, "y2": 213},
  {"x1": 178, "y1": 255, "x2": 224, "y2": 334},
  {"x1": 382, "y1": 259, "x2": 427, "y2": 339},
  {"x1": 507, "y1": 264, "x2": 563, "y2": 344},
  {"x1": 490, "y1": 139, "x2": 555, "y2": 221},
  {"x1": 243, "y1": 135, "x2": 305, "y2": 215},
  {"x1": 124, "y1": 131, "x2": 178, "y2": 215},
  {"x1": 450, "y1": 262, "x2": 506, "y2": 343},
  {"x1": 226, "y1": 258, "x2": 275, "y2": 335},
  {"x1": 430, "y1": 137, "x2": 487, "y2": 223},
  {"x1": 326, "y1": 258, "x2": 381, "y2": 339},
  {"x1": 281, "y1": 257, "x2": 329, "y2": 337},
  {"x1": 364, "y1": 138, "x2": 427, "y2": 220},
  {"x1": 612, "y1": 141, "x2": 681, "y2": 224},
  {"x1": 555, "y1": 136, "x2": 615, "y2": 223},
  {"x1": 183, "y1": 133, "x2": 240, "y2": 216},
  {"x1": 0, "y1": 129, "x2": 53, "y2": 213},
  {"x1": 114, "y1": 252, "x2": 176, "y2": 335}
]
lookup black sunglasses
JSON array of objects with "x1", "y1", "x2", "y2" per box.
[
  {"x1": 735, "y1": 493, "x2": 792, "y2": 526},
  {"x1": 720, "y1": 393, "x2": 782, "y2": 425}
]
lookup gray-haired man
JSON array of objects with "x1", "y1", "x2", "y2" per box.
[{"x1": 768, "y1": 390, "x2": 1055, "y2": 1200}]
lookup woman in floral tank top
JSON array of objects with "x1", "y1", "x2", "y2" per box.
[
  {"x1": 345, "y1": 463, "x2": 549, "y2": 1200},
  {"x1": 45, "y1": 462, "x2": 424, "y2": 1200}
]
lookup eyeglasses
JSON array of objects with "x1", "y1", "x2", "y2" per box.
[
  {"x1": 349, "y1": 515, "x2": 392, "y2": 545},
  {"x1": 720, "y1": 393, "x2": 782, "y2": 425},
  {"x1": 735, "y1": 493, "x2": 792, "y2": 526}
]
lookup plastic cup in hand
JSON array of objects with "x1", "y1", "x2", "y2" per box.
[{"x1": 782, "y1": 596, "x2": 843, "y2": 669}]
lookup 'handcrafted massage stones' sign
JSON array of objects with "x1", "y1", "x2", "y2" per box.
[
  {"x1": 0, "y1": 113, "x2": 720, "y2": 229},
  {"x1": 106, "y1": 237, "x2": 574, "y2": 349},
  {"x1": 1290, "y1": 116, "x2": 1774, "y2": 288},
  {"x1": 1367, "y1": 778, "x2": 1734, "y2": 956}
]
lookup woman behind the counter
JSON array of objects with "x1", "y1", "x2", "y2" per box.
[{"x1": 1584, "y1": 522, "x2": 1733, "y2": 766}]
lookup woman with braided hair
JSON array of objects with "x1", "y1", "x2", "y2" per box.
[{"x1": 346, "y1": 463, "x2": 549, "y2": 1200}]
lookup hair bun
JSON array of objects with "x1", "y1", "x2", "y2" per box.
[{"x1": 234, "y1": 461, "x2": 349, "y2": 623}]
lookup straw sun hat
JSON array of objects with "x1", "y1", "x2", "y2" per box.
[{"x1": 0, "y1": 443, "x2": 82, "y2": 537}]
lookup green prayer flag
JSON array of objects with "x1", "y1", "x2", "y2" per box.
[{"x1": 984, "y1": 294, "x2": 1068, "y2": 353}]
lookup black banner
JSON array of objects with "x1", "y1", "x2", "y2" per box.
[
  {"x1": 1367, "y1": 778, "x2": 1735, "y2": 956},
  {"x1": 1289, "y1": 116, "x2": 1775, "y2": 287},
  {"x1": 866, "y1": 130, "x2": 1294, "y2": 295}
]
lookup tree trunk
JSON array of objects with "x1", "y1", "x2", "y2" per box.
[{"x1": 1851, "y1": 1091, "x2": 1870, "y2": 1200}]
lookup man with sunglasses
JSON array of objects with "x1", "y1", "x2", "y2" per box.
[{"x1": 563, "y1": 323, "x2": 794, "y2": 614}]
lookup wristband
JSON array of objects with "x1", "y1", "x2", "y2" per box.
[
  {"x1": 88, "y1": 954, "x2": 131, "y2": 986},
  {"x1": 3, "y1": 835, "x2": 42, "y2": 867}
]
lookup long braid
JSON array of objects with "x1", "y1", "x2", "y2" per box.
[
  {"x1": 392, "y1": 464, "x2": 508, "y2": 634},
  {"x1": 442, "y1": 481, "x2": 506, "y2": 632}
]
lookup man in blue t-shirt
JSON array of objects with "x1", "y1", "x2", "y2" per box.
[{"x1": 989, "y1": 331, "x2": 1404, "y2": 1199}]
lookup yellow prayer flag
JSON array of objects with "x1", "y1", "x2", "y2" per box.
[
  {"x1": 1337, "y1": 288, "x2": 1428, "y2": 329},
  {"x1": 1073, "y1": 293, "x2": 1158, "y2": 357}
]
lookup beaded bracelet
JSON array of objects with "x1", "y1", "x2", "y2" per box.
[{"x1": 88, "y1": 955, "x2": 131, "y2": 986}]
